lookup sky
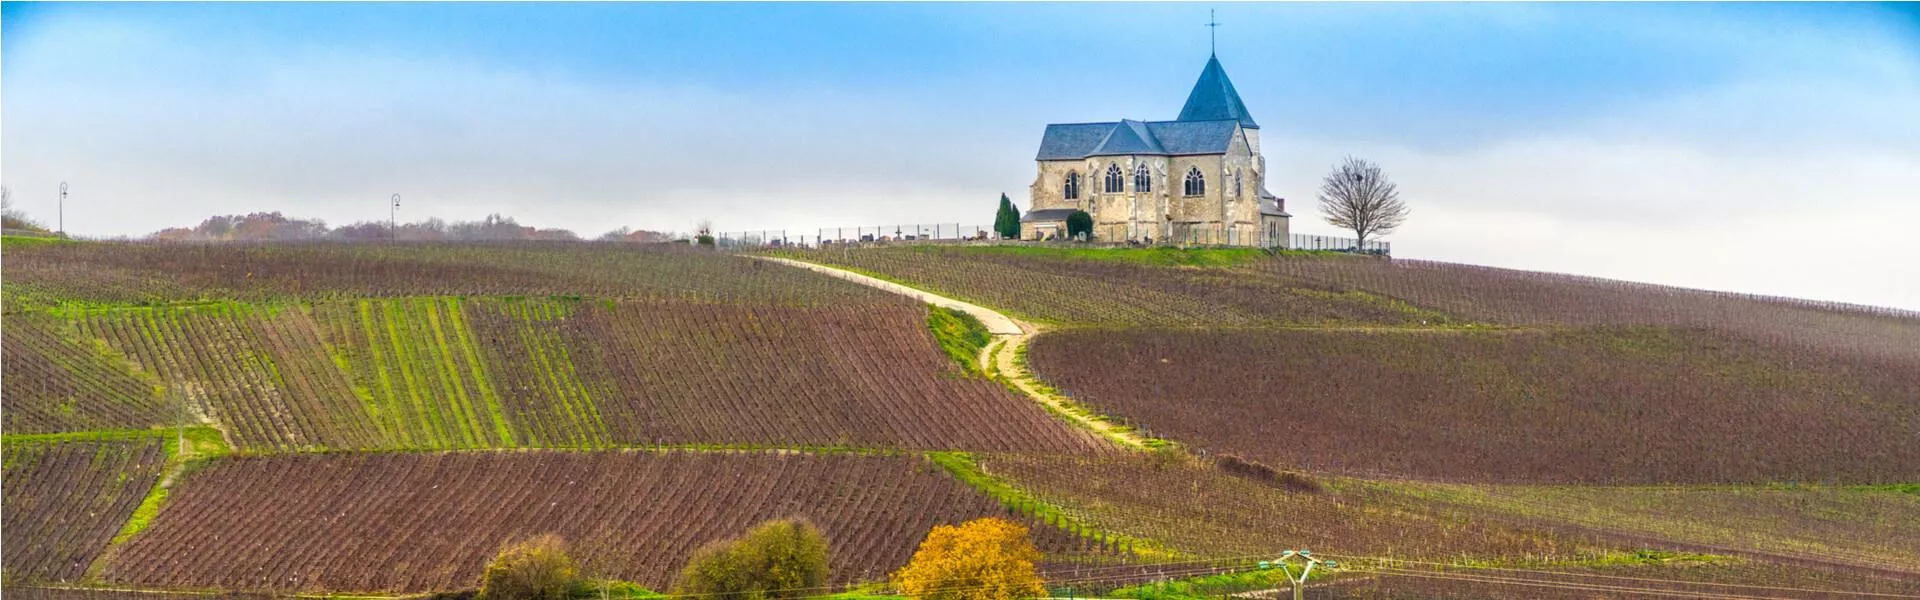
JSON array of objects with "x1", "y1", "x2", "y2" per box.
[{"x1": 4, "y1": 2, "x2": 1919, "y2": 310}]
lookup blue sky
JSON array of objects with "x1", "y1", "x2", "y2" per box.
[{"x1": 4, "y1": 2, "x2": 1918, "y2": 308}]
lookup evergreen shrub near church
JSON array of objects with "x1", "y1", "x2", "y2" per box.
[
  {"x1": 1066, "y1": 211, "x2": 1093, "y2": 241},
  {"x1": 994, "y1": 194, "x2": 1021, "y2": 240}
]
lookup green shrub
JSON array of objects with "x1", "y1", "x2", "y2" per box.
[
  {"x1": 480, "y1": 534, "x2": 580, "y2": 600},
  {"x1": 673, "y1": 518, "x2": 831, "y2": 600},
  {"x1": 994, "y1": 194, "x2": 1021, "y2": 240},
  {"x1": 1065, "y1": 211, "x2": 1092, "y2": 241}
]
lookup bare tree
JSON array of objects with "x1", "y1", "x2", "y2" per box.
[{"x1": 1317, "y1": 156, "x2": 1408, "y2": 250}]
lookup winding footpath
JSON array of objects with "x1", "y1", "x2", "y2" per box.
[{"x1": 754, "y1": 255, "x2": 1152, "y2": 450}]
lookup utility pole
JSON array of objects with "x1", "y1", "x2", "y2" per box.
[
  {"x1": 58, "y1": 181, "x2": 68, "y2": 234},
  {"x1": 390, "y1": 193, "x2": 401, "y2": 240},
  {"x1": 1262, "y1": 550, "x2": 1336, "y2": 600}
]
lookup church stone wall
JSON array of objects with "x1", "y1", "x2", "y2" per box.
[{"x1": 1028, "y1": 124, "x2": 1284, "y2": 245}]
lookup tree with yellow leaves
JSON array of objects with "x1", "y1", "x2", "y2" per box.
[{"x1": 893, "y1": 517, "x2": 1046, "y2": 600}]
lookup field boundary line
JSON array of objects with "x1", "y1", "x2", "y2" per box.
[{"x1": 753, "y1": 255, "x2": 1155, "y2": 450}]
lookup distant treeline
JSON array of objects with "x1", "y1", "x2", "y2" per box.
[{"x1": 147, "y1": 212, "x2": 677, "y2": 243}]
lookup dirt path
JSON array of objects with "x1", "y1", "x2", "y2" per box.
[
  {"x1": 755, "y1": 256, "x2": 1022, "y2": 334},
  {"x1": 754, "y1": 255, "x2": 1153, "y2": 450}
]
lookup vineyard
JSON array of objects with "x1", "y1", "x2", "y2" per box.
[
  {"x1": 774, "y1": 246, "x2": 1446, "y2": 327},
  {"x1": 1, "y1": 314, "x2": 170, "y2": 434},
  {"x1": 2, "y1": 241, "x2": 889, "y2": 309},
  {"x1": 1255, "y1": 256, "x2": 1920, "y2": 365},
  {"x1": 102, "y1": 451, "x2": 1107, "y2": 594},
  {"x1": 770, "y1": 247, "x2": 1920, "y2": 368},
  {"x1": 1315, "y1": 560, "x2": 1920, "y2": 600},
  {"x1": 0, "y1": 588, "x2": 271, "y2": 600},
  {"x1": 30, "y1": 297, "x2": 1103, "y2": 452},
  {"x1": 1, "y1": 438, "x2": 168, "y2": 584},
  {"x1": 1356, "y1": 481, "x2": 1920, "y2": 574},
  {"x1": 1026, "y1": 327, "x2": 1920, "y2": 484},
  {"x1": 6, "y1": 238, "x2": 1918, "y2": 599},
  {"x1": 974, "y1": 452, "x2": 1591, "y2": 562}
]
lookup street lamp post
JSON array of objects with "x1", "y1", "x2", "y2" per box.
[
  {"x1": 390, "y1": 193, "x2": 401, "y2": 241},
  {"x1": 58, "y1": 182, "x2": 68, "y2": 234}
]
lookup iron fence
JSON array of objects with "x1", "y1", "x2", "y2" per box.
[
  {"x1": 713, "y1": 224, "x2": 1390, "y2": 255},
  {"x1": 715, "y1": 224, "x2": 1000, "y2": 249}
]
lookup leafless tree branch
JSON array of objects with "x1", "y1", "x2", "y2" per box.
[{"x1": 1317, "y1": 156, "x2": 1409, "y2": 249}]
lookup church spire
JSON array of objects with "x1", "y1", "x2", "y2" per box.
[
  {"x1": 1176, "y1": 54, "x2": 1257, "y2": 128},
  {"x1": 1207, "y1": 9, "x2": 1218, "y2": 56}
]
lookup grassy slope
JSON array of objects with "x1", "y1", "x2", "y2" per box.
[{"x1": 926, "y1": 305, "x2": 991, "y2": 374}]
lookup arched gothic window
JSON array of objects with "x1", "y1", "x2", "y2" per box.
[
  {"x1": 1064, "y1": 171, "x2": 1080, "y2": 200},
  {"x1": 1134, "y1": 163, "x2": 1152, "y2": 193},
  {"x1": 1104, "y1": 163, "x2": 1125, "y2": 194},
  {"x1": 1183, "y1": 167, "x2": 1205, "y2": 197}
]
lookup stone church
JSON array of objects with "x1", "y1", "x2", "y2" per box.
[{"x1": 1023, "y1": 54, "x2": 1289, "y2": 246}]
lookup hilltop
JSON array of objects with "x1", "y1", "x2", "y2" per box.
[{"x1": 4, "y1": 239, "x2": 1918, "y2": 599}]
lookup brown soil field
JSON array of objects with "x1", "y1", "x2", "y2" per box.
[
  {"x1": 1315, "y1": 560, "x2": 1920, "y2": 599},
  {"x1": 774, "y1": 246, "x2": 1441, "y2": 327},
  {"x1": 1257, "y1": 256, "x2": 1920, "y2": 366},
  {"x1": 975, "y1": 453, "x2": 1599, "y2": 562},
  {"x1": 2, "y1": 241, "x2": 887, "y2": 308},
  {"x1": 1357, "y1": 482, "x2": 1920, "y2": 575},
  {"x1": 2, "y1": 439, "x2": 169, "y2": 584},
  {"x1": 103, "y1": 451, "x2": 1101, "y2": 594},
  {"x1": 1027, "y1": 327, "x2": 1920, "y2": 484}
]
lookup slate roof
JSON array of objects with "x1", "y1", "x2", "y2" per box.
[
  {"x1": 1259, "y1": 196, "x2": 1291, "y2": 218},
  {"x1": 1035, "y1": 55, "x2": 1258, "y2": 161},
  {"x1": 1177, "y1": 55, "x2": 1258, "y2": 128},
  {"x1": 1035, "y1": 119, "x2": 1241, "y2": 160},
  {"x1": 1021, "y1": 208, "x2": 1080, "y2": 222}
]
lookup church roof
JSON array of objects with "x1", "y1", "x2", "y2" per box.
[
  {"x1": 1035, "y1": 119, "x2": 1240, "y2": 160},
  {"x1": 1176, "y1": 55, "x2": 1258, "y2": 129},
  {"x1": 1021, "y1": 208, "x2": 1080, "y2": 223}
]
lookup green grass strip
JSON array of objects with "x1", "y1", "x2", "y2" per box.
[
  {"x1": 925, "y1": 451, "x2": 1174, "y2": 559},
  {"x1": 66, "y1": 426, "x2": 230, "y2": 581},
  {"x1": 421, "y1": 298, "x2": 486, "y2": 448},
  {"x1": 445, "y1": 296, "x2": 519, "y2": 448},
  {"x1": 926, "y1": 305, "x2": 990, "y2": 375},
  {"x1": 320, "y1": 303, "x2": 395, "y2": 447}
]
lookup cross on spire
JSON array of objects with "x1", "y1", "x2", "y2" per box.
[{"x1": 1207, "y1": 9, "x2": 1219, "y2": 56}]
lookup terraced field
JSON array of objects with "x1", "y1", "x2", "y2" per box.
[
  {"x1": 37, "y1": 297, "x2": 1102, "y2": 452},
  {"x1": 1027, "y1": 327, "x2": 1920, "y2": 484},
  {"x1": 1, "y1": 438, "x2": 168, "y2": 584},
  {"x1": 1, "y1": 315, "x2": 169, "y2": 434},
  {"x1": 104, "y1": 451, "x2": 1104, "y2": 594}
]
